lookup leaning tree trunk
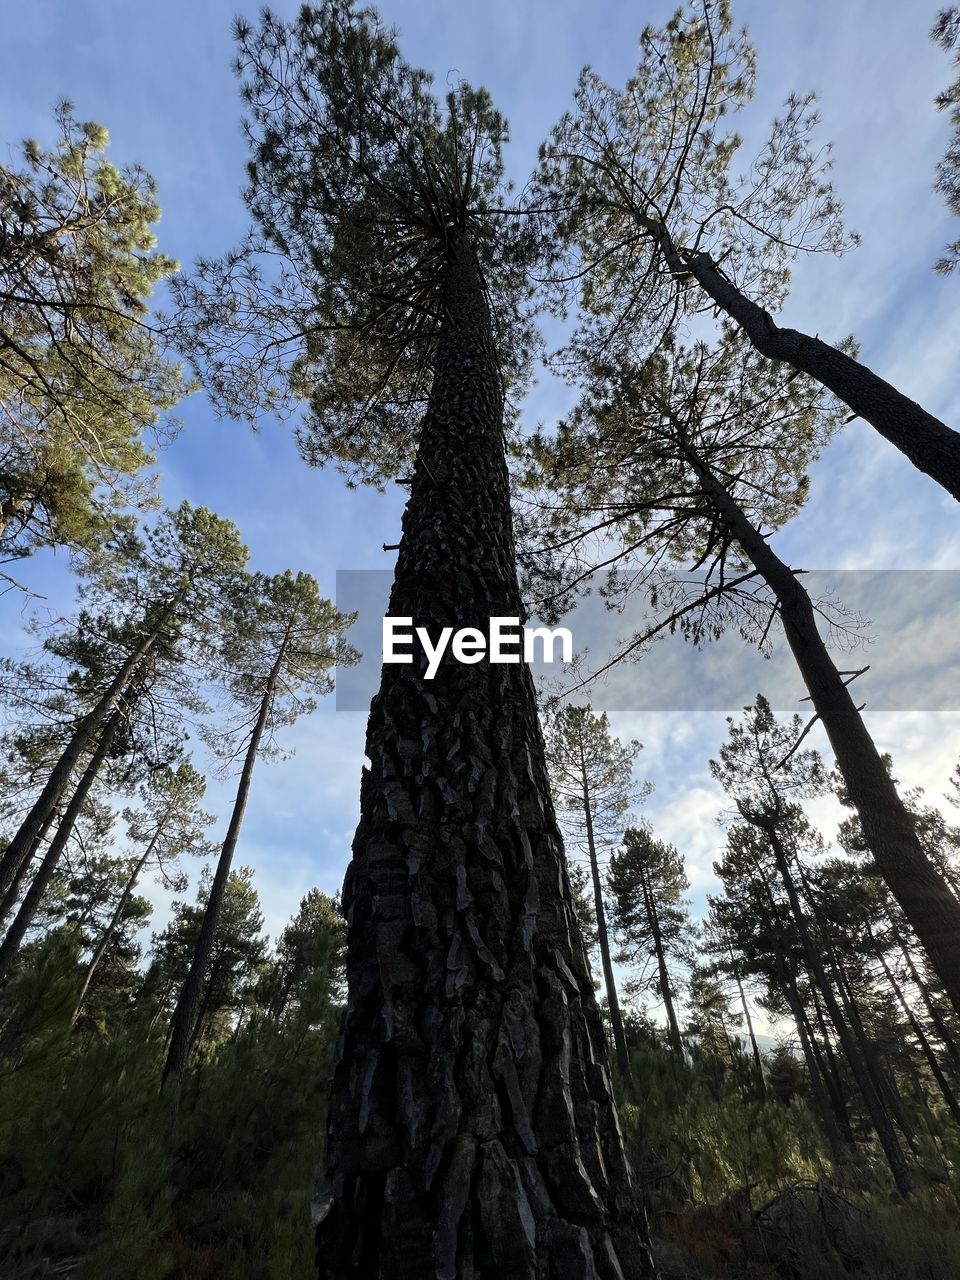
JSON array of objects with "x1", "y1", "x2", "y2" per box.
[
  {"x1": 757, "y1": 815, "x2": 912, "y2": 1194},
  {"x1": 730, "y1": 956, "x2": 765, "y2": 1099},
  {"x1": 581, "y1": 766, "x2": 630, "y2": 1078},
  {"x1": 0, "y1": 713, "x2": 121, "y2": 978},
  {"x1": 0, "y1": 594, "x2": 179, "y2": 903},
  {"x1": 896, "y1": 928, "x2": 960, "y2": 1079},
  {"x1": 694, "y1": 461, "x2": 960, "y2": 1021},
  {"x1": 766, "y1": 910, "x2": 851, "y2": 1159},
  {"x1": 645, "y1": 217, "x2": 960, "y2": 500},
  {"x1": 313, "y1": 233, "x2": 652, "y2": 1279},
  {"x1": 162, "y1": 638, "x2": 287, "y2": 1088},
  {"x1": 70, "y1": 810, "x2": 171, "y2": 1025},
  {"x1": 639, "y1": 863, "x2": 684, "y2": 1060},
  {"x1": 832, "y1": 957, "x2": 918, "y2": 1153},
  {"x1": 0, "y1": 825, "x2": 47, "y2": 926},
  {"x1": 795, "y1": 864, "x2": 919, "y2": 1152},
  {"x1": 807, "y1": 982, "x2": 856, "y2": 1144},
  {"x1": 874, "y1": 939, "x2": 960, "y2": 1130},
  {"x1": 187, "y1": 954, "x2": 226, "y2": 1059}
]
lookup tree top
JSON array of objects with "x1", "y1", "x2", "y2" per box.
[{"x1": 175, "y1": 1, "x2": 538, "y2": 486}]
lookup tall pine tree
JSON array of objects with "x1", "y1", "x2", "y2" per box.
[
  {"x1": 544, "y1": 705, "x2": 647, "y2": 1076},
  {"x1": 176, "y1": 4, "x2": 653, "y2": 1273}
]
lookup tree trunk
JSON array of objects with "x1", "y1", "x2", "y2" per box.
[
  {"x1": 806, "y1": 982, "x2": 855, "y2": 1144},
  {"x1": 638, "y1": 864, "x2": 684, "y2": 1060},
  {"x1": 783, "y1": 952, "x2": 849, "y2": 1162},
  {"x1": 580, "y1": 766, "x2": 630, "y2": 1077},
  {"x1": 0, "y1": 594, "x2": 179, "y2": 902},
  {"x1": 798, "y1": 994, "x2": 850, "y2": 1148},
  {"x1": 758, "y1": 817, "x2": 912, "y2": 1194},
  {"x1": 70, "y1": 810, "x2": 171, "y2": 1025},
  {"x1": 646, "y1": 216, "x2": 960, "y2": 500},
  {"x1": 896, "y1": 929, "x2": 960, "y2": 1079},
  {"x1": 162, "y1": 642, "x2": 286, "y2": 1087},
  {"x1": 313, "y1": 233, "x2": 652, "y2": 1279},
  {"x1": 831, "y1": 958, "x2": 918, "y2": 1153},
  {"x1": 797, "y1": 867, "x2": 918, "y2": 1152},
  {"x1": 730, "y1": 956, "x2": 765, "y2": 1098},
  {"x1": 751, "y1": 854, "x2": 850, "y2": 1146},
  {"x1": 695, "y1": 460, "x2": 960, "y2": 1020},
  {"x1": 0, "y1": 714, "x2": 121, "y2": 977},
  {"x1": 187, "y1": 953, "x2": 225, "y2": 1058},
  {"x1": 763, "y1": 889, "x2": 849, "y2": 1156},
  {"x1": 876, "y1": 941, "x2": 960, "y2": 1129},
  {"x1": 0, "y1": 827, "x2": 47, "y2": 925}
]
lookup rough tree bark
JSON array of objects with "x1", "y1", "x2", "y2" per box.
[
  {"x1": 690, "y1": 456, "x2": 960, "y2": 1022},
  {"x1": 313, "y1": 233, "x2": 653, "y2": 1279},
  {"x1": 580, "y1": 758, "x2": 630, "y2": 1078}
]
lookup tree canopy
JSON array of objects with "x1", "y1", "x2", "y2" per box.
[
  {"x1": 173, "y1": 1, "x2": 538, "y2": 486},
  {"x1": 0, "y1": 103, "x2": 187, "y2": 563}
]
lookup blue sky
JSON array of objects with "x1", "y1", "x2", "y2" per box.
[{"x1": 2, "y1": 1, "x2": 959, "y2": 1030}]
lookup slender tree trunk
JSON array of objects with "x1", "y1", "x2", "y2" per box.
[
  {"x1": 806, "y1": 982, "x2": 855, "y2": 1143},
  {"x1": 753, "y1": 860, "x2": 851, "y2": 1144},
  {"x1": 831, "y1": 959, "x2": 918, "y2": 1152},
  {"x1": 580, "y1": 764, "x2": 629, "y2": 1077},
  {"x1": 731, "y1": 956, "x2": 765, "y2": 1098},
  {"x1": 162, "y1": 642, "x2": 287, "y2": 1088},
  {"x1": 716, "y1": 1008, "x2": 740, "y2": 1073},
  {"x1": 799, "y1": 1003, "x2": 840, "y2": 1126},
  {"x1": 271, "y1": 967, "x2": 300, "y2": 1022},
  {"x1": 638, "y1": 864, "x2": 684, "y2": 1059},
  {"x1": 0, "y1": 715, "x2": 121, "y2": 977},
  {"x1": 70, "y1": 812, "x2": 170, "y2": 1025},
  {"x1": 897, "y1": 930, "x2": 960, "y2": 1078},
  {"x1": 753, "y1": 853, "x2": 847, "y2": 1151},
  {"x1": 797, "y1": 869, "x2": 918, "y2": 1151},
  {"x1": 187, "y1": 954, "x2": 225, "y2": 1058},
  {"x1": 695, "y1": 460, "x2": 960, "y2": 1019},
  {"x1": 232, "y1": 1003, "x2": 247, "y2": 1044},
  {"x1": 646, "y1": 217, "x2": 960, "y2": 499},
  {"x1": 0, "y1": 826, "x2": 47, "y2": 925},
  {"x1": 875, "y1": 941, "x2": 960, "y2": 1129},
  {"x1": 758, "y1": 818, "x2": 912, "y2": 1194},
  {"x1": 148, "y1": 983, "x2": 174, "y2": 1034},
  {"x1": 0, "y1": 594, "x2": 180, "y2": 902},
  {"x1": 784, "y1": 957, "x2": 855, "y2": 1162},
  {"x1": 314, "y1": 233, "x2": 652, "y2": 1279}
]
